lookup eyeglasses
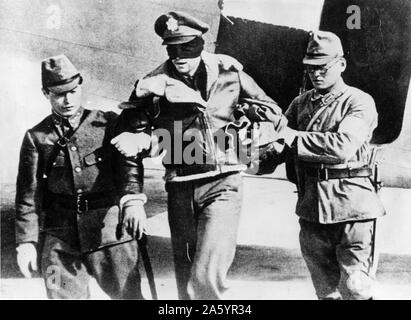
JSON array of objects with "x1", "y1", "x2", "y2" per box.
[{"x1": 305, "y1": 58, "x2": 341, "y2": 75}]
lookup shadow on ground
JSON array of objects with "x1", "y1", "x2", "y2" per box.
[{"x1": 2, "y1": 180, "x2": 411, "y2": 285}]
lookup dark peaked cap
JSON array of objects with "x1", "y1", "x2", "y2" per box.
[{"x1": 154, "y1": 11, "x2": 209, "y2": 45}]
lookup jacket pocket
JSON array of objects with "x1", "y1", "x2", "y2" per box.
[
  {"x1": 342, "y1": 177, "x2": 375, "y2": 192},
  {"x1": 83, "y1": 148, "x2": 106, "y2": 166}
]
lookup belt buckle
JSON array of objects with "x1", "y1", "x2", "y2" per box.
[
  {"x1": 57, "y1": 137, "x2": 69, "y2": 147},
  {"x1": 76, "y1": 195, "x2": 88, "y2": 213},
  {"x1": 318, "y1": 167, "x2": 328, "y2": 180},
  {"x1": 346, "y1": 163, "x2": 356, "y2": 178}
]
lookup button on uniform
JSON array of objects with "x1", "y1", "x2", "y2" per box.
[
  {"x1": 70, "y1": 146, "x2": 77, "y2": 151},
  {"x1": 75, "y1": 167, "x2": 82, "y2": 173}
]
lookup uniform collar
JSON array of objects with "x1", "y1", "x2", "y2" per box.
[
  {"x1": 169, "y1": 59, "x2": 205, "y2": 83},
  {"x1": 52, "y1": 106, "x2": 84, "y2": 128}
]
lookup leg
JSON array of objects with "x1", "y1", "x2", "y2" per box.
[
  {"x1": 40, "y1": 234, "x2": 91, "y2": 299},
  {"x1": 299, "y1": 219, "x2": 342, "y2": 300},
  {"x1": 85, "y1": 240, "x2": 143, "y2": 299},
  {"x1": 166, "y1": 181, "x2": 197, "y2": 300},
  {"x1": 188, "y1": 173, "x2": 243, "y2": 300},
  {"x1": 337, "y1": 219, "x2": 377, "y2": 300}
]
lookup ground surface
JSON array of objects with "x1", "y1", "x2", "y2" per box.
[{"x1": 1, "y1": 167, "x2": 411, "y2": 300}]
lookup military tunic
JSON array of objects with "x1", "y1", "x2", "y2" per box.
[
  {"x1": 280, "y1": 79, "x2": 385, "y2": 299},
  {"x1": 15, "y1": 108, "x2": 142, "y2": 299},
  {"x1": 285, "y1": 80, "x2": 385, "y2": 223}
]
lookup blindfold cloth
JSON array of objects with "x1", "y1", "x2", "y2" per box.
[{"x1": 166, "y1": 37, "x2": 204, "y2": 59}]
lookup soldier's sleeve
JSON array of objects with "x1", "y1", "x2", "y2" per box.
[
  {"x1": 112, "y1": 125, "x2": 145, "y2": 197},
  {"x1": 293, "y1": 93, "x2": 378, "y2": 163},
  {"x1": 102, "y1": 111, "x2": 139, "y2": 197},
  {"x1": 238, "y1": 71, "x2": 276, "y2": 104},
  {"x1": 284, "y1": 96, "x2": 299, "y2": 130},
  {"x1": 114, "y1": 152, "x2": 145, "y2": 197},
  {"x1": 238, "y1": 71, "x2": 288, "y2": 174},
  {"x1": 15, "y1": 130, "x2": 41, "y2": 244},
  {"x1": 124, "y1": 80, "x2": 154, "y2": 133},
  {"x1": 111, "y1": 83, "x2": 154, "y2": 197},
  {"x1": 262, "y1": 97, "x2": 299, "y2": 167},
  {"x1": 283, "y1": 98, "x2": 300, "y2": 183}
]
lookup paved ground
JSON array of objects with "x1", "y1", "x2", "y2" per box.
[{"x1": 1, "y1": 165, "x2": 411, "y2": 300}]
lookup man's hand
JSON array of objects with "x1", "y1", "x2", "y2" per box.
[
  {"x1": 135, "y1": 74, "x2": 168, "y2": 98},
  {"x1": 16, "y1": 243, "x2": 38, "y2": 278},
  {"x1": 121, "y1": 202, "x2": 147, "y2": 240},
  {"x1": 264, "y1": 113, "x2": 288, "y2": 131},
  {"x1": 165, "y1": 79, "x2": 207, "y2": 109},
  {"x1": 237, "y1": 99, "x2": 283, "y2": 122},
  {"x1": 111, "y1": 132, "x2": 151, "y2": 158},
  {"x1": 265, "y1": 114, "x2": 297, "y2": 147}
]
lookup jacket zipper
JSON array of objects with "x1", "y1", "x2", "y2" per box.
[{"x1": 199, "y1": 111, "x2": 218, "y2": 169}]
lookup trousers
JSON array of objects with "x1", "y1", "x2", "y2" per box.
[
  {"x1": 166, "y1": 172, "x2": 243, "y2": 300},
  {"x1": 40, "y1": 234, "x2": 143, "y2": 299},
  {"x1": 299, "y1": 218, "x2": 377, "y2": 300}
]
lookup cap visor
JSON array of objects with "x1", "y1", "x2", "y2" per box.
[
  {"x1": 162, "y1": 35, "x2": 197, "y2": 45},
  {"x1": 47, "y1": 77, "x2": 80, "y2": 94},
  {"x1": 303, "y1": 55, "x2": 341, "y2": 65}
]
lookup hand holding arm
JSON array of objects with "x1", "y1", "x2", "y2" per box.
[
  {"x1": 111, "y1": 132, "x2": 152, "y2": 158},
  {"x1": 135, "y1": 74, "x2": 168, "y2": 98},
  {"x1": 16, "y1": 243, "x2": 38, "y2": 278},
  {"x1": 164, "y1": 78, "x2": 207, "y2": 108}
]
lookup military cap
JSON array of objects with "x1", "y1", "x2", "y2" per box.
[
  {"x1": 303, "y1": 31, "x2": 344, "y2": 65},
  {"x1": 154, "y1": 11, "x2": 209, "y2": 45},
  {"x1": 41, "y1": 54, "x2": 81, "y2": 93}
]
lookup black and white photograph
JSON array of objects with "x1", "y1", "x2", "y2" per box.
[{"x1": 1, "y1": 0, "x2": 410, "y2": 305}]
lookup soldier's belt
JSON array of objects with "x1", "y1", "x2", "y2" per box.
[
  {"x1": 305, "y1": 166, "x2": 372, "y2": 181},
  {"x1": 50, "y1": 192, "x2": 117, "y2": 213}
]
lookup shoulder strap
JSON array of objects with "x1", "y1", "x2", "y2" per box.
[
  {"x1": 305, "y1": 91, "x2": 345, "y2": 131},
  {"x1": 43, "y1": 110, "x2": 90, "y2": 180}
]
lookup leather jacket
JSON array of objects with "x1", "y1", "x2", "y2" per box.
[
  {"x1": 119, "y1": 52, "x2": 278, "y2": 182},
  {"x1": 15, "y1": 109, "x2": 138, "y2": 249}
]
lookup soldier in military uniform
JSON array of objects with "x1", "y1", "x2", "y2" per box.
[
  {"x1": 260, "y1": 31, "x2": 386, "y2": 299},
  {"x1": 112, "y1": 11, "x2": 279, "y2": 299},
  {"x1": 15, "y1": 55, "x2": 146, "y2": 299}
]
